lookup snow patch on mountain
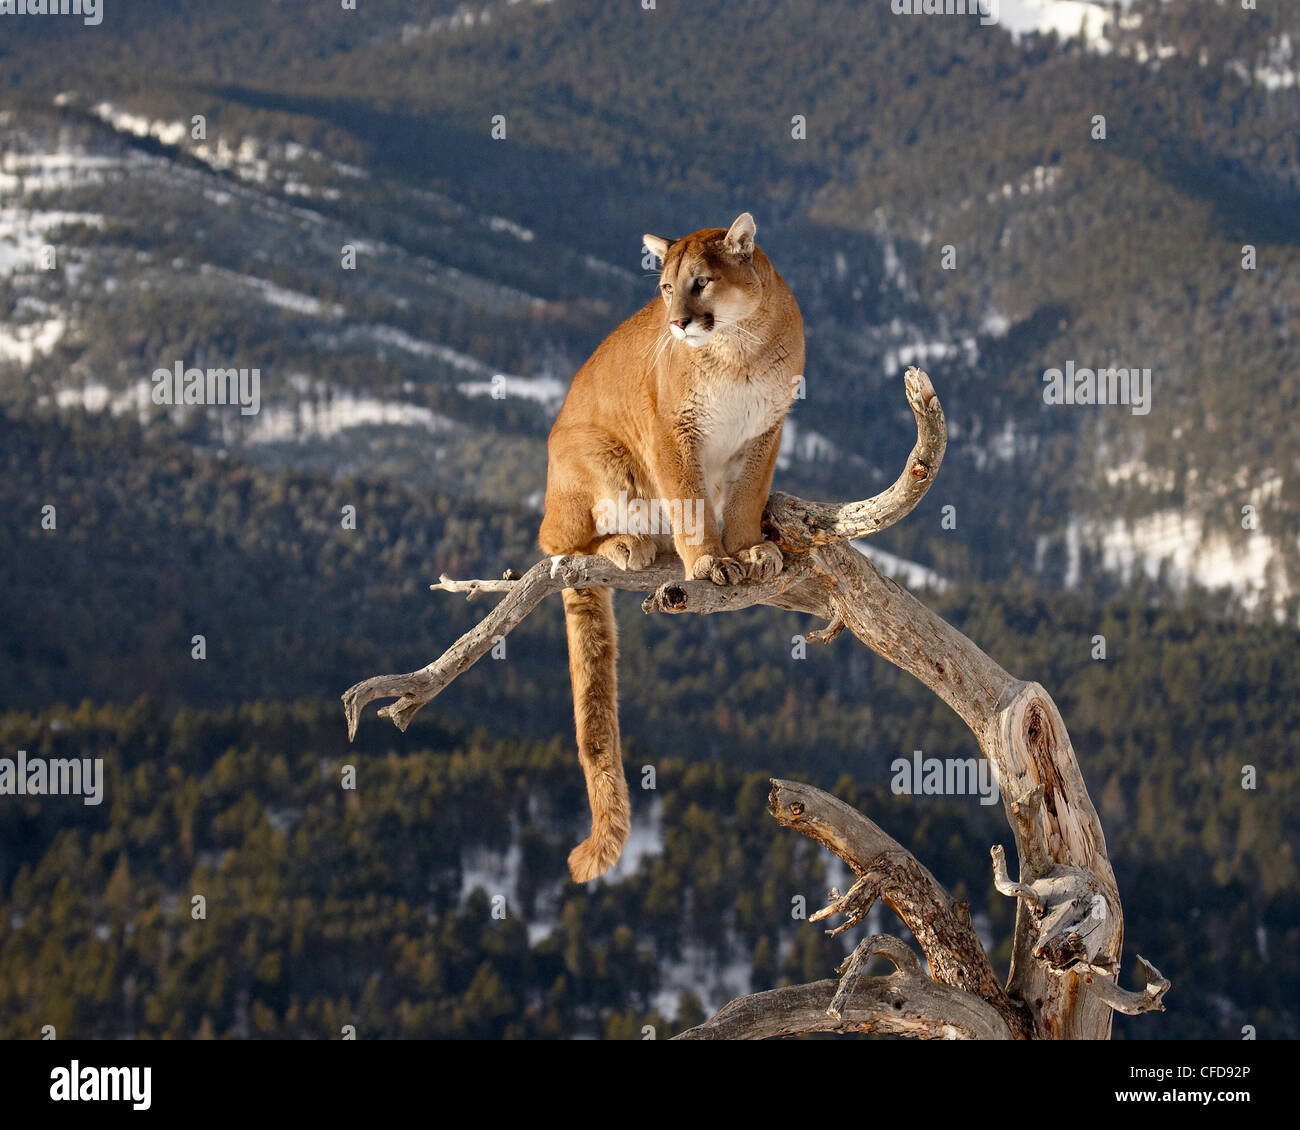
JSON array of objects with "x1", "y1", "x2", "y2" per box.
[
  {"x1": 996, "y1": 0, "x2": 1123, "y2": 49},
  {"x1": 986, "y1": 164, "x2": 1062, "y2": 203},
  {"x1": 883, "y1": 334, "x2": 978, "y2": 376},
  {"x1": 853, "y1": 542, "x2": 949, "y2": 592},
  {"x1": 0, "y1": 315, "x2": 67, "y2": 364},
  {"x1": 198, "y1": 265, "x2": 344, "y2": 318},
  {"x1": 1065, "y1": 509, "x2": 1290, "y2": 613},
  {"x1": 322, "y1": 324, "x2": 512, "y2": 381},
  {"x1": 778, "y1": 418, "x2": 840, "y2": 468},
  {"x1": 90, "y1": 103, "x2": 190, "y2": 148},
  {"x1": 458, "y1": 373, "x2": 568, "y2": 405},
  {"x1": 397, "y1": 0, "x2": 554, "y2": 44},
  {"x1": 0, "y1": 206, "x2": 102, "y2": 276},
  {"x1": 247, "y1": 393, "x2": 460, "y2": 444},
  {"x1": 1000, "y1": 1, "x2": 1295, "y2": 91},
  {"x1": 487, "y1": 215, "x2": 535, "y2": 243},
  {"x1": 460, "y1": 798, "x2": 664, "y2": 947},
  {"x1": 0, "y1": 150, "x2": 130, "y2": 195},
  {"x1": 47, "y1": 378, "x2": 463, "y2": 445},
  {"x1": 1228, "y1": 33, "x2": 1298, "y2": 90}
]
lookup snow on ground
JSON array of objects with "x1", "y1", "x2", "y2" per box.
[
  {"x1": 0, "y1": 315, "x2": 67, "y2": 364},
  {"x1": 90, "y1": 103, "x2": 190, "y2": 148},
  {"x1": 998, "y1": 1, "x2": 1294, "y2": 89},
  {"x1": 0, "y1": 151, "x2": 129, "y2": 194},
  {"x1": 397, "y1": 0, "x2": 554, "y2": 45},
  {"x1": 968, "y1": 418, "x2": 1020, "y2": 470},
  {"x1": 459, "y1": 840, "x2": 525, "y2": 906},
  {"x1": 91, "y1": 101, "x2": 277, "y2": 184},
  {"x1": 358, "y1": 325, "x2": 491, "y2": 369},
  {"x1": 487, "y1": 215, "x2": 534, "y2": 243},
  {"x1": 0, "y1": 143, "x2": 115, "y2": 314},
  {"x1": 1102, "y1": 458, "x2": 1176, "y2": 493},
  {"x1": 1065, "y1": 510, "x2": 1288, "y2": 613},
  {"x1": 53, "y1": 383, "x2": 121, "y2": 413},
  {"x1": 320, "y1": 324, "x2": 533, "y2": 387},
  {"x1": 852, "y1": 541, "x2": 949, "y2": 592},
  {"x1": 1229, "y1": 33, "x2": 1298, "y2": 90},
  {"x1": 651, "y1": 939, "x2": 757, "y2": 1020},
  {"x1": 995, "y1": 0, "x2": 1122, "y2": 49},
  {"x1": 582, "y1": 254, "x2": 638, "y2": 281},
  {"x1": 458, "y1": 373, "x2": 569, "y2": 405},
  {"x1": 881, "y1": 237, "x2": 907, "y2": 288},
  {"x1": 246, "y1": 393, "x2": 459, "y2": 443},
  {"x1": 986, "y1": 164, "x2": 1062, "y2": 204},
  {"x1": 459, "y1": 798, "x2": 664, "y2": 947},
  {"x1": 47, "y1": 378, "x2": 463, "y2": 444},
  {"x1": 198, "y1": 264, "x2": 343, "y2": 319},
  {"x1": 883, "y1": 339, "x2": 958, "y2": 375},
  {"x1": 653, "y1": 849, "x2": 858, "y2": 1019},
  {"x1": 777, "y1": 418, "x2": 840, "y2": 468},
  {"x1": 981, "y1": 309, "x2": 1011, "y2": 337},
  {"x1": 0, "y1": 207, "x2": 102, "y2": 275}
]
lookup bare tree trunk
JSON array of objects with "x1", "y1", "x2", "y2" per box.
[{"x1": 342, "y1": 367, "x2": 1168, "y2": 1040}]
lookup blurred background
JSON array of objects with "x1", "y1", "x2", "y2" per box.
[{"x1": 0, "y1": 0, "x2": 1296, "y2": 1039}]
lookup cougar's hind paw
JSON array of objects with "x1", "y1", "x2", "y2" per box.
[
  {"x1": 691, "y1": 554, "x2": 745, "y2": 586},
  {"x1": 597, "y1": 533, "x2": 657, "y2": 572},
  {"x1": 737, "y1": 542, "x2": 784, "y2": 582}
]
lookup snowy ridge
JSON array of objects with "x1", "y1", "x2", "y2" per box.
[
  {"x1": 996, "y1": 0, "x2": 1120, "y2": 49},
  {"x1": 852, "y1": 541, "x2": 949, "y2": 592}
]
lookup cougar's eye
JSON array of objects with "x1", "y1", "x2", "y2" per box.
[
  {"x1": 660, "y1": 283, "x2": 673, "y2": 295},
  {"x1": 694, "y1": 277, "x2": 710, "y2": 291}
]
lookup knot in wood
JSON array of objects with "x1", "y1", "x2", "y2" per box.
[{"x1": 662, "y1": 584, "x2": 688, "y2": 610}]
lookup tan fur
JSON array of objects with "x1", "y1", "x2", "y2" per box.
[{"x1": 539, "y1": 213, "x2": 805, "y2": 881}]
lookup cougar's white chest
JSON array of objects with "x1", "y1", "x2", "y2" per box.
[{"x1": 696, "y1": 373, "x2": 789, "y2": 513}]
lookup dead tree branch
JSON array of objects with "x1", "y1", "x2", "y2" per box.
[
  {"x1": 341, "y1": 366, "x2": 1167, "y2": 1040},
  {"x1": 762, "y1": 365, "x2": 947, "y2": 551},
  {"x1": 675, "y1": 976, "x2": 1015, "y2": 1041},
  {"x1": 766, "y1": 779, "x2": 1031, "y2": 1039}
]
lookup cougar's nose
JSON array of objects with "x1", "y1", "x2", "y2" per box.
[{"x1": 671, "y1": 317, "x2": 691, "y2": 329}]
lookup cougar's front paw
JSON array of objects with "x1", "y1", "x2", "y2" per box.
[
  {"x1": 737, "y1": 541, "x2": 784, "y2": 582},
  {"x1": 691, "y1": 554, "x2": 745, "y2": 586},
  {"x1": 597, "y1": 533, "x2": 657, "y2": 572}
]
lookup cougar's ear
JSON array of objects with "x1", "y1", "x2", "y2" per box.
[
  {"x1": 723, "y1": 212, "x2": 756, "y2": 259},
  {"x1": 642, "y1": 234, "x2": 672, "y2": 264}
]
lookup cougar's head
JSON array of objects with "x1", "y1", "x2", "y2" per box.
[{"x1": 643, "y1": 212, "x2": 763, "y2": 348}]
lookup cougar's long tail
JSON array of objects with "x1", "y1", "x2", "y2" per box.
[{"x1": 560, "y1": 586, "x2": 630, "y2": 882}]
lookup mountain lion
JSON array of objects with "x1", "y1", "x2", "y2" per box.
[{"x1": 539, "y1": 212, "x2": 805, "y2": 881}]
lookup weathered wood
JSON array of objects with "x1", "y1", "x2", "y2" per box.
[
  {"x1": 341, "y1": 366, "x2": 1167, "y2": 1040},
  {"x1": 675, "y1": 975, "x2": 1014, "y2": 1041},
  {"x1": 828, "y1": 934, "x2": 922, "y2": 1020},
  {"x1": 341, "y1": 554, "x2": 830, "y2": 739},
  {"x1": 763, "y1": 365, "x2": 947, "y2": 551},
  {"x1": 769, "y1": 779, "x2": 1032, "y2": 1039},
  {"x1": 805, "y1": 540, "x2": 1140, "y2": 1038}
]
